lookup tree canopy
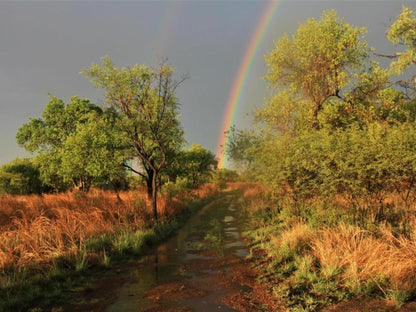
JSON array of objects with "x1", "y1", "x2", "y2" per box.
[
  {"x1": 264, "y1": 10, "x2": 369, "y2": 129},
  {"x1": 82, "y1": 56, "x2": 186, "y2": 219},
  {"x1": 16, "y1": 95, "x2": 125, "y2": 192},
  {"x1": 0, "y1": 158, "x2": 45, "y2": 195}
]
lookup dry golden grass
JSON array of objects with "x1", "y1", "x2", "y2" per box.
[
  {"x1": 239, "y1": 182, "x2": 270, "y2": 212},
  {"x1": 312, "y1": 224, "x2": 416, "y2": 292},
  {"x1": 192, "y1": 183, "x2": 217, "y2": 198},
  {"x1": 272, "y1": 223, "x2": 314, "y2": 254},
  {"x1": 240, "y1": 184, "x2": 416, "y2": 297},
  {"x1": 0, "y1": 185, "x2": 217, "y2": 270}
]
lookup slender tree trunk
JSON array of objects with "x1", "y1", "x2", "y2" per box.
[
  {"x1": 152, "y1": 171, "x2": 158, "y2": 221},
  {"x1": 311, "y1": 102, "x2": 322, "y2": 129},
  {"x1": 146, "y1": 169, "x2": 153, "y2": 198},
  {"x1": 144, "y1": 167, "x2": 158, "y2": 221}
]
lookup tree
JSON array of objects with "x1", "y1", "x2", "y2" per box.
[
  {"x1": 0, "y1": 158, "x2": 45, "y2": 195},
  {"x1": 383, "y1": 6, "x2": 416, "y2": 103},
  {"x1": 387, "y1": 6, "x2": 416, "y2": 77},
  {"x1": 264, "y1": 10, "x2": 369, "y2": 129},
  {"x1": 225, "y1": 126, "x2": 259, "y2": 172},
  {"x1": 162, "y1": 144, "x2": 217, "y2": 188},
  {"x1": 182, "y1": 144, "x2": 217, "y2": 188},
  {"x1": 59, "y1": 108, "x2": 126, "y2": 192},
  {"x1": 214, "y1": 168, "x2": 239, "y2": 189},
  {"x1": 16, "y1": 95, "x2": 124, "y2": 192},
  {"x1": 82, "y1": 56, "x2": 185, "y2": 220}
]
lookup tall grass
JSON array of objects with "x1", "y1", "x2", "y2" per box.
[
  {"x1": 242, "y1": 185, "x2": 416, "y2": 310},
  {"x1": 0, "y1": 184, "x2": 219, "y2": 311},
  {"x1": 313, "y1": 224, "x2": 416, "y2": 293},
  {"x1": 0, "y1": 185, "x2": 217, "y2": 272}
]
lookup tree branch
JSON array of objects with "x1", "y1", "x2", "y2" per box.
[
  {"x1": 123, "y1": 163, "x2": 146, "y2": 178},
  {"x1": 374, "y1": 52, "x2": 400, "y2": 59}
]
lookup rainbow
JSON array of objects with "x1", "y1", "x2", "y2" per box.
[{"x1": 216, "y1": 0, "x2": 281, "y2": 168}]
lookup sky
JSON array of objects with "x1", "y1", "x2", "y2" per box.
[{"x1": 0, "y1": 0, "x2": 414, "y2": 167}]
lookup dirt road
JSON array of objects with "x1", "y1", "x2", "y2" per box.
[{"x1": 67, "y1": 192, "x2": 281, "y2": 312}]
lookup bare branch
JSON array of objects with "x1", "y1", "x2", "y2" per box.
[{"x1": 374, "y1": 52, "x2": 400, "y2": 59}]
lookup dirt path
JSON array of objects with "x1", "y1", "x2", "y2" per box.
[{"x1": 66, "y1": 192, "x2": 282, "y2": 312}]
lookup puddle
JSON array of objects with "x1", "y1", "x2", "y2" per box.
[
  {"x1": 223, "y1": 215, "x2": 234, "y2": 222},
  {"x1": 235, "y1": 248, "x2": 249, "y2": 258}
]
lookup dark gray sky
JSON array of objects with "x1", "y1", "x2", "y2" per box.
[{"x1": 0, "y1": 0, "x2": 413, "y2": 165}]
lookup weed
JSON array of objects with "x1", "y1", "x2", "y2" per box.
[
  {"x1": 388, "y1": 288, "x2": 411, "y2": 307},
  {"x1": 74, "y1": 249, "x2": 89, "y2": 272},
  {"x1": 101, "y1": 249, "x2": 110, "y2": 267}
]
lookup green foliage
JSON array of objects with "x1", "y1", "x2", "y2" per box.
[
  {"x1": 82, "y1": 56, "x2": 185, "y2": 219},
  {"x1": 114, "y1": 229, "x2": 156, "y2": 255},
  {"x1": 225, "y1": 126, "x2": 259, "y2": 173},
  {"x1": 59, "y1": 108, "x2": 126, "y2": 191},
  {"x1": 183, "y1": 144, "x2": 217, "y2": 188},
  {"x1": 243, "y1": 9, "x2": 416, "y2": 217},
  {"x1": 166, "y1": 144, "x2": 217, "y2": 188},
  {"x1": 0, "y1": 158, "x2": 46, "y2": 195},
  {"x1": 253, "y1": 122, "x2": 416, "y2": 220},
  {"x1": 387, "y1": 6, "x2": 416, "y2": 76},
  {"x1": 387, "y1": 288, "x2": 412, "y2": 307},
  {"x1": 162, "y1": 178, "x2": 190, "y2": 199},
  {"x1": 16, "y1": 96, "x2": 125, "y2": 192},
  {"x1": 214, "y1": 168, "x2": 239, "y2": 189},
  {"x1": 239, "y1": 8, "x2": 416, "y2": 311},
  {"x1": 265, "y1": 10, "x2": 369, "y2": 129}
]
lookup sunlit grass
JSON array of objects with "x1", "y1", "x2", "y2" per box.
[
  {"x1": 242, "y1": 185, "x2": 416, "y2": 310},
  {"x1": 0, "y1": 184, "x2": 219, "y2": 311},
  {"x1": 0, "y1": 185, "x2": 217, "y2": 271}
]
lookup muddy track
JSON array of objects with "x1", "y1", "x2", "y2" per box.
[{"x1": 65, "y1": 192, "x2": 282, "y2": 312}]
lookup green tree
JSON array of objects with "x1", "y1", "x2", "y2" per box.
[
  {"x1": 182, "y1": 144, "x2": 217, "y2": 188},
  {"x1": 59, "y1": 109, "x2": 126, "y2": 192},
  {"x1": 264, "y1": 10, "x2": 370, "y2": 129},
  {"x1": 214, "y1": 168, "x2": 239, "y2": 189},
  {"x1": 387, "y1": 6, "x2": 416, "y2": 77},
  {"x1": 16, "y1": 96, "x2": 124, "y2": 192},
  {"x1": 232, "y1": 10, "x2": 406, "y2": 193},
  {"x1": 162, "y1": 144, "x2": 217, "y2": 188},
  {"x1": 82, "y1": 56, "x2": 185, "y2": 220},
  {"x1": 225, "y1": 126, "x2": 259, "y2": 172},
  {"x1": 381, "y1": 5, "x2": 416, "y2": 112},
  {"x1": 0, "y1": 158, "x2": 45, "y2": 195}
]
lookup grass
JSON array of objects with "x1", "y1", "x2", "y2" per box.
[
  {"x1": 241, "y1": 184, "x2": 416, "y2": 311},
  {"x1": 0, "y1": 183, "x2": 219, "y2": 312}
]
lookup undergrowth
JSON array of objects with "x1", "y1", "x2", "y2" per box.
[{"x1": 242, "y1": 184, "x2": 416, "y2": 311}]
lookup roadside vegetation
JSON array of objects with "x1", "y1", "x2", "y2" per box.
[
  {"x1": 0, "y1": 184, "x2": 222, "y2": 312},
  {"x1": 229, "y1": 7, "x2": 416, "y2": 311}
]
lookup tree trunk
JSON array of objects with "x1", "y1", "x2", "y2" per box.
[
  {"x1": 311, "y1": 102, "x2": 322, "y2": 129},
  {"x1": 146, "y1": 169, "x2": 153, "y2": 198},
  {"x1": 152, "y1": 171, "x2": 158, "y2": 221},
  {"x1": 144, "y1": 167, "x2": 158, "y2": 221},
  {"x1": 312, "y1": 106, "x2": 319, "y2": 129}
]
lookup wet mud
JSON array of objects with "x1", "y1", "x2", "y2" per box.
[{"x1": 66, "y1": 192, "x2": 281, "y2": 312}]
